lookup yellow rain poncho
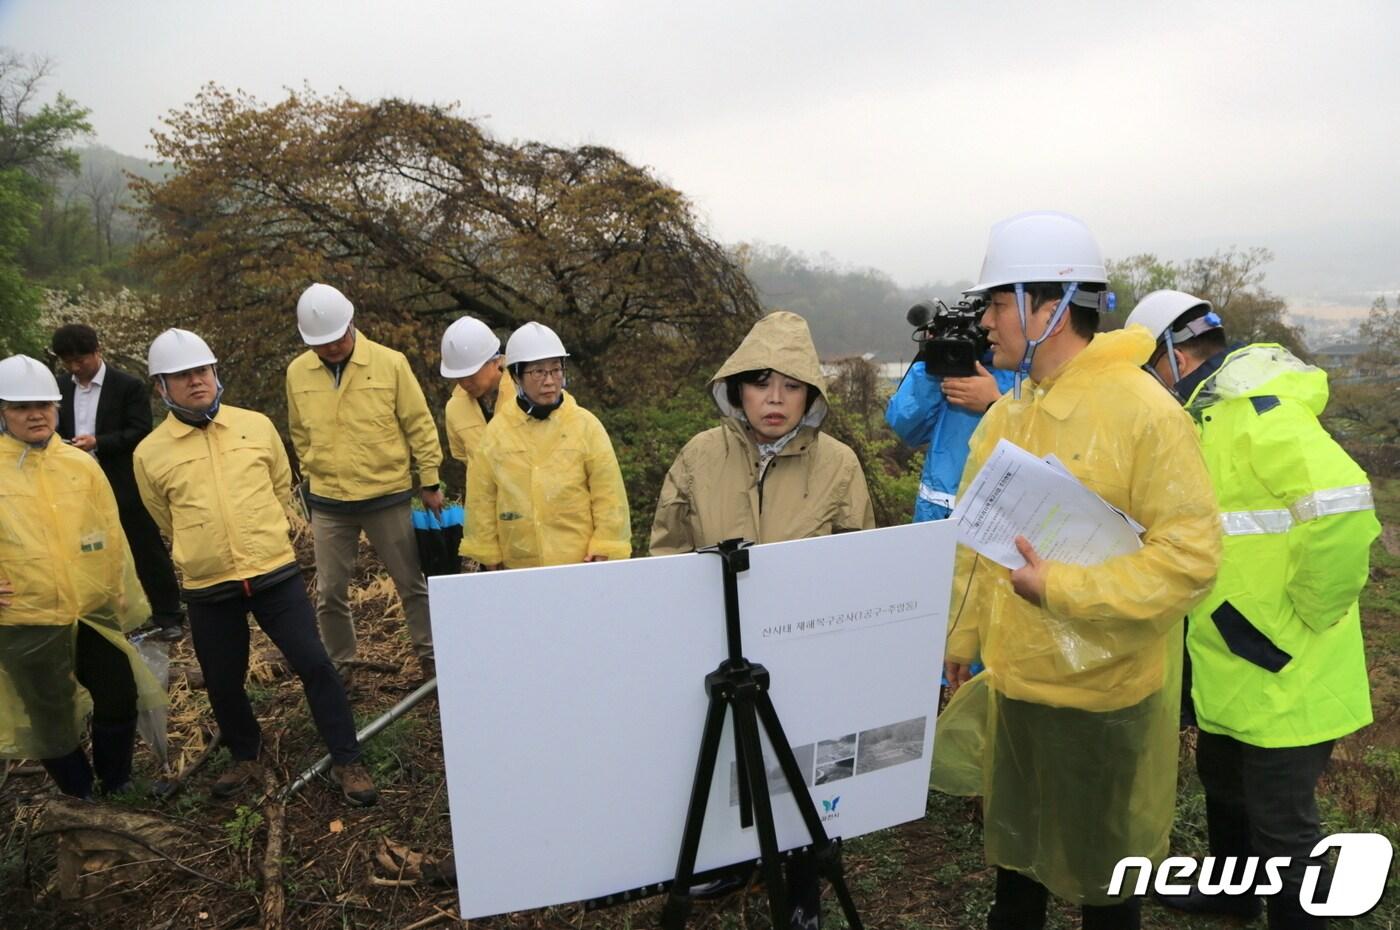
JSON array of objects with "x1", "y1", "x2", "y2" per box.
[
  {"x1": 0, "y1": 435, "x2": 165, "y2": 759},
  {"x1": 650, "y1": 310, "x2": 874, "y2": 551},
  {"x1": 460, "y1": 392, "x2": 631, "y2": 568},
  {"x1": 939, "y1": 327, "x2": 1221, "y2": 904}
]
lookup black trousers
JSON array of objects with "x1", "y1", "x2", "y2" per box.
[
  {"x1": 117, "y1": 494, "x2": 183, "y2": 626},
  {"x1": 1196, "y1": 731, "x2": 1335, "y2": 930},
  {"x1": 988, "y1": 867, "x2": 1141, "y2": 930},
  {"x1": 187, "y1": 575, "x2": 360, "y2": 765}
]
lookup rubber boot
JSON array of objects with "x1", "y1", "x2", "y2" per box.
[
  {"x1": 91, "y1": 718, "x2": 138, "y2": 795},
  {"x1": 41, "y1": 747, "x2": 94, "y2": 799},
  {"x1": 987, "y1": 868, "x2": 1049, "y2": 930}
]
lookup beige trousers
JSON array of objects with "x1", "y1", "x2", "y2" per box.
[{"x1": 311, "y1": 501, "x2": 434, "y2": 664}]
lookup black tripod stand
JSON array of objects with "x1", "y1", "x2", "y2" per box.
[{"x1": 659, "y1": 539, "x2": 863, "y2": 930}]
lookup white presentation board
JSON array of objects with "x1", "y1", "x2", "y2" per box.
[{"x1": 428, "y1": 520, "x2": 956, "y2": 919}]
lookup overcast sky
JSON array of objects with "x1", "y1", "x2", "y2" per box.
[{"x1": 3, "y1": 0, "x2": 1397, "y2": 313}]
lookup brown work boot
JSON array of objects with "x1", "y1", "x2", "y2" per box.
[
  {"x1": 211, "y1": 759, "x2": 263, "y2": 799},
  {"x1": 333, "y1": 763, "x2": 378, "y2": 807},
  {"x1": 418, "y1": 656, "x2": 436, "y2": 685}
]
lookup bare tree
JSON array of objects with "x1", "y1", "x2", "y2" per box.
[{"x1": 78, "y1": 156, "x2": 128, "y2": 263}]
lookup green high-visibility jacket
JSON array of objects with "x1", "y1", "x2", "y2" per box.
[{"x1": 1184, "y1": 344, "x2": 1377, "y2": 748}]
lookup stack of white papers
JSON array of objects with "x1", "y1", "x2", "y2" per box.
[{"x1": 948, "y1": 439, "x2": 1144, "y2": 569}]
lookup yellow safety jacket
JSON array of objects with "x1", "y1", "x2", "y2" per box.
[
  {"x1": 460, "y1": 392, "x2": 632, "y2": 568},
  {"x1": 1182, "y1": 344, "x2": 1377, "y2": 747},
  {"x1": 134, "y1": 405, "x2": 299, "y2": 591},
  {"x1": 445, "y1": 367, "x2": 515, "y2": 468},
  {"x1": 286, "y1": 333, "x2": 442, "y2": 501}
]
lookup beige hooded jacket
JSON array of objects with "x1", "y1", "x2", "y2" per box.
[{"x1": 650, "y1": 311, "x2": 874, "y2": 553}]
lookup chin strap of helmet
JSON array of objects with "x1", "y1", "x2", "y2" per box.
[
  {"x1": 1155, "y1": 310, "x2": 1224, "y2": 387},
  {"x1": 157, "y1": 370, "x2": 225, "y2": 424},
  {"x1": 510, "y1": 363, "x2": 567, "y2": 420},
  {"x1": 1012, "y1": 282, "x2": 1079, "y2": 399}
]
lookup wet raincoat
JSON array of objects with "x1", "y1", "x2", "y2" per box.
[
  {"x1": 885, "y1": 361, "x2": 1017, "y2": 521},
  {"x1": 940, "y1": 327, "x2": 1221, "y2": 905},
  {"x1": 133, "y1": 405, "x2": 299, "y2": 591},
  {"x1": 650, "y1": 311, "x2": 874, "y2": 552},
  {"x1": 460, "y1": 392, "x2": 631, "y2": 568},
  {"x1": 445, "y1": 367, "x2": 515, "y2": 468},
  {"x1": 1182, "y1": 344, "x2": 1376, "y2": 748},
  {"x1": 286, "y1": 333, "x2": 443, "y2": 501},
  {"x1": 0, "y1": 434, "x2": 164, "y2": 759}
]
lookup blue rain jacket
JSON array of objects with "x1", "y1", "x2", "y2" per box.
[{"x1": 885, "y1": 361, "x2": 1017, "y2": 521}]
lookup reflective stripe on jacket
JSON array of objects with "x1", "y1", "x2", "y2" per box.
[
  {"x1": 134, "y1": 405, "x2": 299, "y2": 591},
  {"x1": 286, "y1": 334, "x2": 442, "y2": 501},
  {"x1": 885, "y1": 360, "x2": 1016, "y2": 522},
  {"x1": 1184, "y1": 344, "x2": 1376, "y2": 747},
  {"x1": 460, "y1": 392, "x2": 631, "y2": 568}
]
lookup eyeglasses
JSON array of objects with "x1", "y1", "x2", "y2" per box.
[{"x1": 521, "y1": 365, "x2": 564, "y2": 382}]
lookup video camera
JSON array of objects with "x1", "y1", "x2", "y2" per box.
[{"x1": 906, "y1": 298, "x2": 991, "y2": 379}]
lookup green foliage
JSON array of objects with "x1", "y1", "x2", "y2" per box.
[
  {"x1": 821, "y1": 358, "x2": 918, "y2": 528},
  {"x1": 1106, "y1": 248, "x2": 1307, "y2": 358},
  {"x1": 0, "y1": 168, "x2": 41, "y2": 356},
  {"x1": 604, "y1": 382, "x2": 718, "y2": 554},
  {"x1": 355, "y1": 712, "x2": 424, "y2": 783},
  {"x1": 0, "y1": 51, "x2": 91, "y2": 180},
  {"x1": 223, "y1": 804, "x2": 264, "y2": 853}
]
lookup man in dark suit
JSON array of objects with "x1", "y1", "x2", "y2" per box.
[{"x1": 52, "y1": 324, "x2": 185, "y2": 639}]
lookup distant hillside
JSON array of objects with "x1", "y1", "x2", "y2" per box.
[
  {"x1": 52, "y1": 145, "x2": 171, "y2": 240},
  {"x1": 737, "y1": 242, "x2": 970, "y2": 363}
]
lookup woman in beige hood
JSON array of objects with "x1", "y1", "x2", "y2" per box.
[
  {"x1": 651, "y1": 311, "x2": 873, "y2": 554},
  {"x1": 649, "y1": 311, "x2": 873, "y2": 926}
]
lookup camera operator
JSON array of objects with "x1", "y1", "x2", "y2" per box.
[{"x1": 885, "y1": 301, "x2": 1016, "y2": 522}]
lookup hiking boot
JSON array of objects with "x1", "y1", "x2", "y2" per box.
[
  {"x1": 418, "y1": 656, "x2": 436, "y2": 685},
  {"x1": 211, "y1": 759, "x2": 263, "y2": 799},
  {"x1": 333, "y1": 763, "x2": 378, "y2": 807}
]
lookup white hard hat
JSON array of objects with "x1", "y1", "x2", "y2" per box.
[
  {"x1": 440, "y1": 317, "x2": 501, "y2": 379},
  {"x1": 965, "y1": 211, "x2": 1108, "y2": 295},
  {"x1": 504, "y1": 322, "x2": 569, "y2": 367},
  {"x1": 296, "y1": 283, "x2": 355, "y2": 345},
  {"x1": 0, "y1": 355, "x2": 62, "y2": 402},
  {"x1": 148, "y1": 328, "x2": 218, "y2": 376},
  {"x1": 1124, "y1": 290, "x2": 1216, "y2": 343}
]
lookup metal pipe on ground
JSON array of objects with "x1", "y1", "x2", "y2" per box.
[{"x1": 284, "y1": 677, "x2": 438, "y2": 799}]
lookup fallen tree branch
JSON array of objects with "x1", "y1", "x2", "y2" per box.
[
  {"x1": 259, "y1": 769, "x2": 287, "y2": 930},
  {"x1": 397, "y1": 911, "x2": 455, "y2": 930}
]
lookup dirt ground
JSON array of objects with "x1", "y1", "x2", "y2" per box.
[{"x1": 4, "y1": 480, "x2": 1399, "y2": 930}]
